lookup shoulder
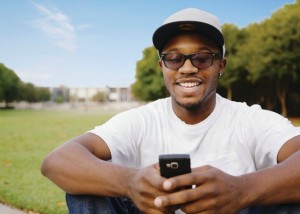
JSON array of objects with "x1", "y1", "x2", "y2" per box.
[
  {"x1": 216, "y1": 94, "x2": 295, "y2": 131},
  {"x1": 217, "y1": 94, "x2": 272, "y2": 112},
  {"x1": 216, "y1": 94, "x2": 258, "y2": 115},
  {"x1": 216, "y1": 94, "x2": 284, "y2": 123},
  {"x1": 217, "y1": 94, "x2": 250, "y2": 108}
]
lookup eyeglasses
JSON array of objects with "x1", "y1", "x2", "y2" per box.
[{"x1": 160, "y1": 52, "x2": 220, "y2": 70}]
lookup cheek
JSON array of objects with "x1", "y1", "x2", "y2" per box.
[
  {"x1": 162, "y1": 71, "x2": 173, "y2": 91},
  {"x1": 202, "y1": 68, "x2": 220, "y2": 89},
  {"x1": 208, "y1": 72, "x2": 220, "y2": 89},
  {"x1": 207, "y1": 64, "x2": 221, "y2": 81}
]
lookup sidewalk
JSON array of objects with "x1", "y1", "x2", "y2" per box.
[{"x1": 0, "y1": 203, "x2": 27, "y2": 214}]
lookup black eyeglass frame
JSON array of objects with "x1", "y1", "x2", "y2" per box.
[{"x1": 159, "y1": 52, "x2": 221, "y2": 70}]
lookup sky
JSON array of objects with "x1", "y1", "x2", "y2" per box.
[{"x1": 0, "y1": 0, "x2": 296, "y2": 88}]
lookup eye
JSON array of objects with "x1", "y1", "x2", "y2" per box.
[
  {"x1": 194, "y1": 53, "x2": 211, "y2": 63},
  {"x1": 196, "y1": 57, "x2": 209, "y2": 63},
  {"x1": 164, "y1": 53, "x2": 183, "y2": 62}
]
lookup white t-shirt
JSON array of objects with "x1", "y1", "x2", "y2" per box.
[{"x1": 89, "y1": 94, "x2": 300, "y2": 176}]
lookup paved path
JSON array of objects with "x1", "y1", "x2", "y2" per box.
[{"x1": 0, "y1": 203, "x2": 26, "y2": 214}]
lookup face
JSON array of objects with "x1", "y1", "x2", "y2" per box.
[{"x1": 159, "y1": 33, "x2": 226, "y2": 112}]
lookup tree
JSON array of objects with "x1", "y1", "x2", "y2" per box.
[
  {"x1": 19, "y1": 83, "x2": 37, "y2": 103},
  {"x1": 36, "y1": 87, "x2": 50, "y2": 102},
  {"x1": 0, "y1": 63, "x2": 21, "y2": 108},
  {"x1": 92, "y1": 91, "x2": 107, "y2": 102},
  {"x1": 244, "y1": 1, "x2": 300, "y2": 116},
  {"x1": 131, "y1": 47, "x2": 168, "y2": 101},
  {"x1": 219, "y1": 24, "x2": 248, "y2": 100},
  {"x1": 19, "y1": 82, "x2": 50, "y2": 104}
]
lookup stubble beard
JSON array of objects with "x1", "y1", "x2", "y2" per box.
[
  {"x1": 175, "y1": 98, "x2": 204, "y2": 110},
  {"x1": 174, "y1": 85, "x2": 217, "y2": 111}
]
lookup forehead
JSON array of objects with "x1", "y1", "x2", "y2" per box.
[{"x1": 162, "y1": 32, "x2": 219, "y2": 53}]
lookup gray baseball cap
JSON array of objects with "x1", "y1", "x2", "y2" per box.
[{"x1": 152, "y1": 8, "x2": 225, "y2": 57}]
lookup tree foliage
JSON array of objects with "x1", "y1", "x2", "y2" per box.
[
  {"x1": 18, "y1": 82, "x2": 50, "y2": 103},
  {"x1": 0, "y1": 63, "x2": 51, "y2": 108},
  {"x1": 92, "y1": 91, "x2": 106, "y2": 102},
  {"x1": 219, "y1": 24, "x2": 248, "y2": 100},
  {"x1": 242, "y1": 1, "x2": 300, "y2": 116},
  {"x1": 0, "y1": 63, "x2": 21, "y2": 107},
  {"x1": 131, "y1": 47, "x2": 168, "y2": 101}
]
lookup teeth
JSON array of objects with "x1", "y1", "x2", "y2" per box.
[{"x1": 179, "y1": 82, "x2": 199, "y2": 88}]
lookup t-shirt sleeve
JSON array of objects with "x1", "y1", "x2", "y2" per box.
[
  {"x1": 88, "y1": 109, "x2": 144, "y2": 168},
  {"x1": 243, "y1": 105, "x2": 300, "y2": 170}
]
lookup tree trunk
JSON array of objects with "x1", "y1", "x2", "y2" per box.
[
  {"x1": 265, "y1": 96, "x2": 274, "y2": 111},
  {"x1": 227, "y1": 85, "x2": 232, "y2": 101},
  {"x1": 277, "y1": 85, "x2": 287, "y2": 117}
]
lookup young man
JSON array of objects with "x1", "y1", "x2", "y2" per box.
[{"x1": 41, "y1": 8, "x2": 300, "y2": 214}]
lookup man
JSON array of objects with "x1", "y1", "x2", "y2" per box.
[{"x1": 41, "y1": 8, "x2": 300, "y2": 214}]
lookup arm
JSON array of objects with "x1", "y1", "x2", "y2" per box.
[
  {"x1": 153, "y1": 135, "x2": 300, "y2": 213},
  {"x1": 242, "y1": 135, "x2": 300, "y2": 205},
  {"x1": 41, "y1": 132, "x2": 131, "y2": 196},
  {"x1": 41, "y1": 132, "x2": 175, "y2": 213}
]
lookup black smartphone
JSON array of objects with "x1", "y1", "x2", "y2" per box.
[{"x1": 159, "y1": 154, "x2": 191, "y2": 178}]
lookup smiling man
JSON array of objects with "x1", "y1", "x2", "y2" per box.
[{"x1": 41, "y1": 8, "x2": 300, "y2": 214}]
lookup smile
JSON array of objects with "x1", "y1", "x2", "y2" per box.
[{"x1": 178, "y1": 82, "x2": 200, "y2": 88}]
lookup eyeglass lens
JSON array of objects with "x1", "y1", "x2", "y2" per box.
[{"x1": 162, "y1": 52, "x2": 217, "y2": 70}]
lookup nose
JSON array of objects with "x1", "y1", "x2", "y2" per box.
[{"x1": 178, "y1": 59, "x2": 198, "y2": 74}]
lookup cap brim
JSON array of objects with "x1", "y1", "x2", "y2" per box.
[{"x1": 152, "y1": 21, "x2": 224, "y2": 52}]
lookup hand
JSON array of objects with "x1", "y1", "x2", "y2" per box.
[
  {"x1": 154, "y1": 165, "x2": 245, "y2": 214},
  {"x1": 125, "y1": 164, "x2": 179, "y2": 214}
]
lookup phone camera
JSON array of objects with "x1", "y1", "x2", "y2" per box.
[{"x1": 167, "y1": 162, "x2": 179, "y2": 169}]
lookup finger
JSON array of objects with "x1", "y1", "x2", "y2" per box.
[
  {"x1": 192, "y1": 165, "x2": 213, "y2": 172},
  {"x1": 147, "y1": 164, "x2": 169, "y2": 191},
  {"x1": 163, "y1": 173, "x2": 203, "y2": 191},
  {"x1": 153, "y1": 163, "x2": 160, "y2": 171},
  {"x1": 164, "y1": 166, "x2": 215, "y2": 191},
  {"x1": 140, "y1": 196, "x2": 177, "y2": 214},
  {"x1": 180, "y1": 198, "x2": 216, "y2": 214},
  {"x1": 154, "y1": 188, "x2": 200, "y2": 207},
  {"x1": 142, "y1": 207, "x2": 169, "y2": 214}
]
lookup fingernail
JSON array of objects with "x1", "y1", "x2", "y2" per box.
[
  {"x1": 154, "y1": 197, "x2": 162, "y2": 207},
  {"x1": 163, "y1": 180, "x2": 172, "y2": 190}
]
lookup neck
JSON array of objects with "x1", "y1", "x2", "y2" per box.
[{"x1": 171, "y1": 94, "x2": 216, "y2": 125}]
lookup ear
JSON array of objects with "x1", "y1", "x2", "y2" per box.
[
  {"x1": 219, "y1": 58, "x2": 227, "y2": 75},
  {"x1": 158, "y1": 60, "x2": 163, "y2": 70}
]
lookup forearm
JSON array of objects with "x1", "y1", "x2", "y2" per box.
[
  {"x1": 240, "y1": 151, "x2": 300, "y2": 207},
  {"x1": 41, "y1": 142, "x2": 135, "y2": 197}
]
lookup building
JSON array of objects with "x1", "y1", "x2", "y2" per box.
[{"x1": 50, "y1": 85, "x2": 133, "y2": 104}]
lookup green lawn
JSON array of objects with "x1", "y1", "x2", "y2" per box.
[
  {"x1": 0, "y1": 109, "x2": 114, "y2": 214},
  {"x1": 0, "y1": 109, "x2": 299, "y2": 214},
  {"x1": 291, "y1": 118, "x2": 300, "y2": 127}
]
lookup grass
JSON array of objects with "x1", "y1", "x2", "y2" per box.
[
  {"x1": 0, "y1": 109, "x2": 115, "y2": 214},
  {"x1": 0, "y1": 109, "x2": 299, "y2": 214},
  {"x1": 290, "y1": 118, "x2": 300, "y2": 127}
]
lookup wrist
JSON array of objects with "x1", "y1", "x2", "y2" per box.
[
  {"x1": 121, "y1": 167, "x2": 138, "y2": 198},
  {"x1": 237, "y1": 169, "x2": 277, "y2": 209},
  {"x1": 236, "y1": 173, "x2": 262, "y2": 209}
]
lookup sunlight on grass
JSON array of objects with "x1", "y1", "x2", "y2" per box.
[
  {"x1": 290, "y1": 118, "x2": 300, "y2": 127},
  {"x1": 0, "y1": 109, "x2": 114, "y2": 214}
]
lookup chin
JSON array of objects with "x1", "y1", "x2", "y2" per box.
[{"x1": 175, "y1": 98, "x2": 203, "y2": 110}]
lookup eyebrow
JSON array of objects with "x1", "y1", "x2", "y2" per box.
[
  {"x1": 162, "y1": 47, "x2": 217, "y2": 54},
  {"x1": 198, "y1": 47, "x2": 216, "y2": 52}
]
